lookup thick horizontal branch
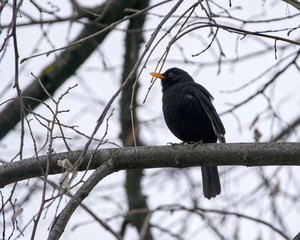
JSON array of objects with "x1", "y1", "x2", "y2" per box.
[{"x1": 1, "y1": 142, "x2": 300, "y2": 188}]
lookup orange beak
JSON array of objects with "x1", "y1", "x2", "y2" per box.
[{"x1": 150, "y1": 72, "x2": 165, "y2": 79}]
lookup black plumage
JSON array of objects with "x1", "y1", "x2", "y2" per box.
[{"x1": 150, "y1": 67, "x2": 225, "y2": 199}]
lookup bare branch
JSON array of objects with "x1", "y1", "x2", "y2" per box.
[
  {"x1": 282, "y1": 0, "x2": 300, "y2": 11},
  {"x1": 48, "y1": 159, "x2": 115, "y2": 240},
  {"x1": 271, "y1": 115, "x2": 300, "y2": 142}
]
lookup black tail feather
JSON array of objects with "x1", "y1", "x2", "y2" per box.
[{"x1": 201, "y1": 166, "x2": 221, "y2": 199}]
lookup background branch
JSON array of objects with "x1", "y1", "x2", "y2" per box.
[
  {"x1": 119, "y1": 1, "x2": 153, "y2": 239},
  {"x1": 271, "y1": 115, "x2": 300, "y2": 142},
  {"x1": 0, "y1": 0, "x2": 140, "y2": 140},
  {"x1": 282, "y1": 0, "x2": 300, "y2": 11}
]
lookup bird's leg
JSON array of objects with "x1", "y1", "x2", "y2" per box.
[
  {"x1": 166, "y1": 142, "x2": 185, "y2": 146},
  {"x1": 167, "y1": 140, "x2": 203, "y2": 145},
  {"x1": 186, "y1": 139, "x2": 204, "y2": 145}
]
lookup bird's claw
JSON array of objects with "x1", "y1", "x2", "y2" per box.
[
  {"x1": 185, "y1": 140, "x2": 204, "y2": 145},
  {"x1": 166, "y1": 142, "x2": 184, "y2": 146}
]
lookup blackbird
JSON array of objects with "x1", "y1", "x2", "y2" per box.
[{"x1": 150, "y1": 67, "x2": 225, "y2": 199}]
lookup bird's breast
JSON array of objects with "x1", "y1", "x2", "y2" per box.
[
  {"x1": 163, "y1": 90, "x2": 201, "y2": 117},
  {"x1": 162, "y1": 88, "x2": 213, "y2": 142}
]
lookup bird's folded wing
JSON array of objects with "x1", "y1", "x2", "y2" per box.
[{"x1": 191, "y1": 83, "x2": 226, "y2": 143}]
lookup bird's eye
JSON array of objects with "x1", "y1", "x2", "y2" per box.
[{"x1": 168, "y1": 72, "x2": 173, "y2": 78}]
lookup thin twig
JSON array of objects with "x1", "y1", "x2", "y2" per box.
[{"x1": 20, "y1": 0, "x2": 174, "y2": 63}]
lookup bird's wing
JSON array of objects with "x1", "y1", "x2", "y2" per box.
[{"x1": 189, "y1": 83, "x2": 226, "y2": 143}]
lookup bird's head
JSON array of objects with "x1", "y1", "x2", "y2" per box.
[{"x1": 150, "y1": 67, "x2": 194, "y2": 92}]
